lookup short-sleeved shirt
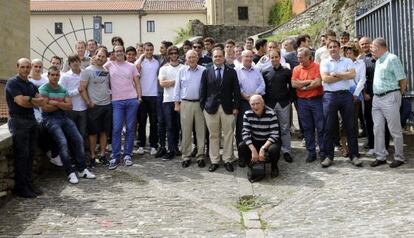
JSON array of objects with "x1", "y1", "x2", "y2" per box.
[
  {"x1": 320, "y1": 56, "x2": 355, "y2": 92},
  {"x1": 291, "y1": 62, "x2": 323, "y2": 98},
  {"x1": 139, "y1": 57, "x2": 160, "y2": 97},
  {"x1": 80, "y1": 65, "x2": 111, "y2": 105},
  {"x1": 39, "y1": 83, "x2": 68, "y2": 117},
  {"x1": 373, "y1": 51, "x2": 406, "y2": 94},
  {"x1": 158, "y1": 63, "x2": 185, "y2": 102},
  {"x1": 5, "y1": 75, "x2": 38, "y2": 117},
  {"x1": 104, "y1": 61, "x2": 139, "y2": 101},
  {"x1": 29, "y1": 75, "x2": 48, "y2": 88}
]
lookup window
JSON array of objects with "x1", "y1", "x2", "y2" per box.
[
  {"x1": 55, "y1": 22, "x2": 63, "y2": 34},
  {"x1": 104, "y1": 22, "x2": 112, "y2": 34},
  {"x1": 238, "y1": 7, "x2": 248, "y2": 20},
  {"x1": 147, "y1": 20, "x2": 155, "y2": 32}
]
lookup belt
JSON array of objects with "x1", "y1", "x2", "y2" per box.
[
  {"x1": 374, "y1": 89, "x2": 400, "y2": 97},
  {"x1": 324, "y1": 90, "x2": 349, "y2": 94},
  {"x1": 298, "y1": 95, "x2": 323, "y2": 100},
  {"x1": 182, "y1": 99, "x2": 199, "y2": 102}
]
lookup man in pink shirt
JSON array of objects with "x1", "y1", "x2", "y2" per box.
[{"x1": 104, "y1": 45, "x2": 142, "y2": 170}]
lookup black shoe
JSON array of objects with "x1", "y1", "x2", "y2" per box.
[
  {"x1": 283, "y1": 153, "x2": 293, "y2": 163},
  {"x1": 208, "y1": 164, "x2": 219, "y2": 172},
  {"x1": 155, "y1": 147, "x2": 167, "y2": 158},
  {"x1": 270, "y1": 165, "x2": 279, "y2": 178},
  {"x1": 15, "y1": 188, "x2": 37, "y2": 199},
  {"x1": 28, "y1": 184, "x2": 43, "y2": 196},
  {"x1": 190, "y1": 147, "x2": 197, "y2": 157},
  {"x1": 163, "y1": 152, "x2": 175, "y2": 161},
  {"x1": 389, "y1": 160, "x2": 404, "y2": 168},
  {"x1": 181, "y1": 160, "x2": 191, "y2": 168},
  {"x1": 370, "y1": 159, "x2": 387, "y2": 167},
  {"x1": 174, "y1": 147, "x2": 182, "y2": 156},
  {"x1": 224, "y1": 162, "x2": 234, "y2": 172},
  {"x1": 98, "y1": 154, "x2": 109, "y2": 165},
  {"x1": 197, "y1": 159, "x2": 205, "y2": 168},
  {"x1": 306, "y1": 154, "x2": 317, "y2": 163},
  {"x1": 238, "y1": 159, "x2": 246, "y2": 168}
]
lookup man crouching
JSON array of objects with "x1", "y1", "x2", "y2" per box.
[{"x1": 238, "y1": 95, "x2": 281, "y2": 182}]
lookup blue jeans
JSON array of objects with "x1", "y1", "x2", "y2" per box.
[
  {"x1": 297, "y1": 97, "x2": 325, "y2": 158},
  {"x1": 323, "y1": 91, "x2": 358, "y2": 159},
  {"x1": 43, "y1": 115, "x2": 86, "y2": 174},
  {"x1": 162, "y1": 102, "x2": 180, "y2": 152},
  {"x1": 112, "y1": 98, "x2": 140, "y2": 160}
]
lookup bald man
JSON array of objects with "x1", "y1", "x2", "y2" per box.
[
  {"x1": 238, "y1": 95, "x2": 281, "y2": 181},
  {"x1": 6, "y1": 58, "x2": 46, "y2": 198}
]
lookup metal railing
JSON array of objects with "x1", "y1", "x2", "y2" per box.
[{"x1": 355, "y1": 0, "x2": 414, "y2": 94}]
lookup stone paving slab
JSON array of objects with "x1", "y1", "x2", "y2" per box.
[{"x1": 0, "y1": 137, "x2": 413, "y2": 237}]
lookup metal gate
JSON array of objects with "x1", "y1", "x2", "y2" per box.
[{"x1": 355, "y1": 0, "x2": 414, "y2": 94}]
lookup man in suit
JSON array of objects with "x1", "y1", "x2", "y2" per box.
[{"x1": 200, "y1": 47, "x2": 241, "y2": 172}]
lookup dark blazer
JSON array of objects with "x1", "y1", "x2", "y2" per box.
[{"x1": 200, "y1": 65, "x2": 241, "y2": 114}]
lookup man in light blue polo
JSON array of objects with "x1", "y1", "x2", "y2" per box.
[
  {"x1": 370, "y1": 38, "x2": 407, "y2": 168},
  {"x1": 320, "y1": 40, "x2": 361, "y2": 168}
]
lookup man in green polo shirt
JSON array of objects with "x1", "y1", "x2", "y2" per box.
[{"x1": 370, "y1": 38, "x2": 407, "y2": 168}]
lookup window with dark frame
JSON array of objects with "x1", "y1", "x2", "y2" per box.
[
  {"x1": 104, "y1": 22, "x2": 112, "y2": 34},
  {"x1": 147, "y1": 20, "x2": 155, "y2": 32},
  {"x1": 55, "y1": 22, "x2": 63, "y2": 34},
  {"x1": 238, "y1": 7, "x2": 248, "y2": 20}
]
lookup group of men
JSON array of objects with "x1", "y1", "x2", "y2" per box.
[{"x1": 6, "y1": 30, "x2": 408, "y2": 197}]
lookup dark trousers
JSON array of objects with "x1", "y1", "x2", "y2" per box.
[
  {"x1": 238, "y1": 140, "x2": 281, "y2": 169},
  {"x1": 138, "y1": 96, "x2": 158, "y2": 148},
  {"x1": 8, "y1": 117, "x2": 38, "y2": 192},
  {"x1": 38, "y1": 123, "x2": 59, "y2": 158},
  {"x1": 236, "y1": 100, "x2": 251, "y2": 146},
  {"x1": 297, "y1": 97, "x2": 325, "y2": 157},
  {"x1": 323, "y1": 91, "x2": 359, "y2": 159},
  {"x1": 364, "y1": 98, "x2": 390, "y2": 149},
  {"x1": 66, "y1": 110, "x2": 87, "y2": 139},
  {"x1": 162, "y1": 102, "x2": 180, "y2": 152},
  {"x1": 157, "y1": 93, "x2": 166, "y2": 148}
]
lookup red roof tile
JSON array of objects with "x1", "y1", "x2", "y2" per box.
[
  {"x1": 31, "y1": 0, "x2": 145, "y2": 12},
  {"x1": 143, "y1": 0, "x2": 205, "y2": 12}
]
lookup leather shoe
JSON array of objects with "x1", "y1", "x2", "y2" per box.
[
  {"x1": 270, "y1": 165, "x2": 279, "y2": 178},
  {"x1": 238, "y1": 159, "x2": 246, "y2": 168},
  {"x1": 224, "y1": 162, "x2": 234, "y2": 172},
  {"x1": 370, "y1": 159, "x2": 387, "y2": 167},
  {"x1": 174, "y1": 147, "x2": 182, "y2": 156},
  {"x1": 28, "y1": 184, "x2": 43, "y2": 196},
  {"x1": 15, "y1": 188, "x2": 37, "y2": 198},
  {"x1": 389, "y1": 160, "x2": 404, "y2": 168},
  {"x1": 208, "y1": 164, "x2": 219, "y2": 172},
  {"x1": 155, "y1": 147, "x2": 167, "y2": 158},
  {"x1": 181, "y1": 160, "x2": 191, "y2": 168},
  {"x1": 306, "y1": 154, "x2": 317, "y2": 163},
  {"x1": 197, "y1": 159, "x2": 205, "y2": 168},
  {"x1": 283, "y1": 153, "x2": 293, "y2": 163}
]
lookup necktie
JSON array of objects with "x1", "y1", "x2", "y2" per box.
[{"x1": 216, "y1": 67, "x2": 222, "y2": 81}]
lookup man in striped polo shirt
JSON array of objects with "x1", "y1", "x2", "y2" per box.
[{"x1": 238, "y1": 95, "x2": 281, "y2": 179}]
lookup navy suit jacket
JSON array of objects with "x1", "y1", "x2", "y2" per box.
[{"x1": 200, "y1": 65, "x2": 241, "y2": 114}]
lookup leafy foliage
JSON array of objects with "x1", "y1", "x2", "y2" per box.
[
  {"x1": 268, "y1": 0, "x2": 294, "y2": 26},
  {"x1": 173, "y1": 22, "x2": 192, "y2": 44}
]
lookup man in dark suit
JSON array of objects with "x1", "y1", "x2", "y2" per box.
[{"x1": 200, "y1": 48, "x2": 241, "y2": 172}]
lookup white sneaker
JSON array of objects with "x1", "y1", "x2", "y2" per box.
[
  {"x1": 124, "y1": 155, "x2": 133, "y2": 166},
  {"x1": 150, "y1": 147, "x2": 157, "y2": 156},
  {"x1": 68, "y1": 172, "x2": 79, "y2": 184},
  {"x1": 78, "y1": 168, "x2": 96, "y2": 179},
  {"x1": 136, "y1": 147, "x2": 145, "y2": 155},
  {"x1": 50, "y1": 155, "x2": 63, "y2": 167},
  {"x1": 366, "y1": 149, "x2": 375, "y2": 156}
]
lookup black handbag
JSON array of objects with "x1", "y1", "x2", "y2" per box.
[{"x1": 247, "y1": 161, "x2": 266, "y2": 183}]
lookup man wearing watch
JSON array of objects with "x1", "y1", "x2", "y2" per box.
[{"x1": 237, "y1": 95, "x2": 281, "y2": 179}]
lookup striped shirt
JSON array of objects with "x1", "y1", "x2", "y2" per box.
[{"x1": 242, "y1": 106, "x2": 280, "y2": 145}]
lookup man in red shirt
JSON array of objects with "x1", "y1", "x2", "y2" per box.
[{"x1": 291, "y1": 47, "x2": 325, "y2": 163}]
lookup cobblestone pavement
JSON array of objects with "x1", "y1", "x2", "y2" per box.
[{"x1": 0, "y1": 136, "x2": 413, "y2": 237}]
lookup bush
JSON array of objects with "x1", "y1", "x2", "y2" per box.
[{"x1": 268, "y1": 0, "x2": 294, "y2": 26}]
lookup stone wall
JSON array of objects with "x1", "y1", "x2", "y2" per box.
[
  {"x1": 0, "y1": 0, "x2": 30, "y2": 81},
  {"x1": 0, "y1": 124, "x2": 47, "y2": 206},
  {"x1": 191, "y1": 20, "x2": 272, "y2": 43}
]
